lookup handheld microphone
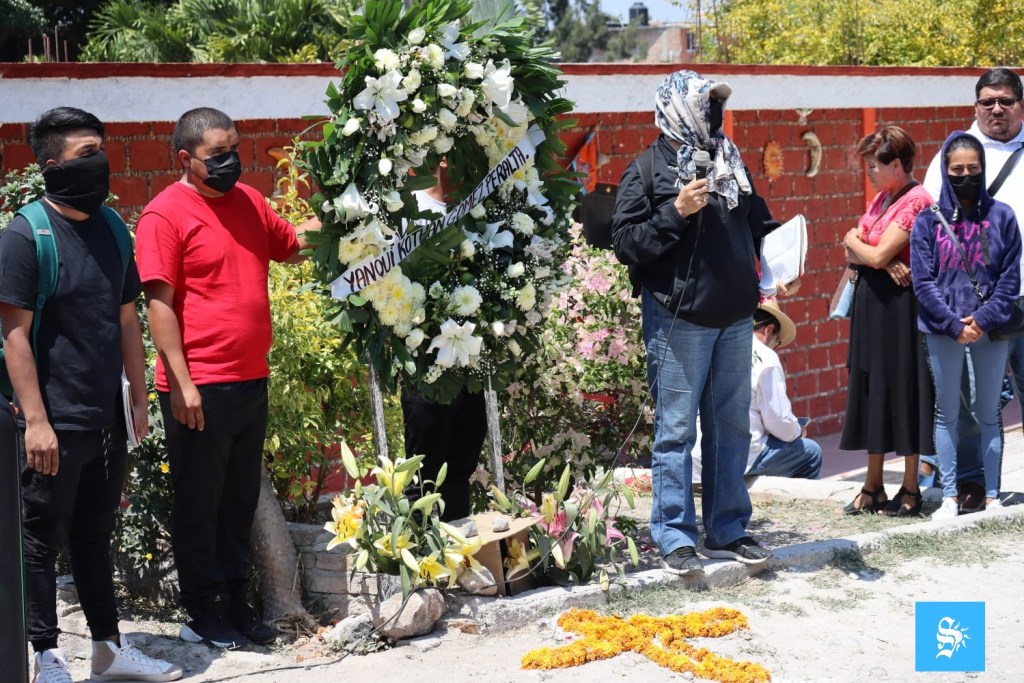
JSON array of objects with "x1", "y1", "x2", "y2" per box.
[{"x1": 693, "y1": 150, "x2": 712, "y2": 181}]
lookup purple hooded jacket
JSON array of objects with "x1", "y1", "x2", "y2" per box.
[{"x1": 911, "y1": 131, "x2": 1022, "y2": 339}]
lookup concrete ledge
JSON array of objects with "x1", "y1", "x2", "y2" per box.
[{"x1": 446, "y1": 505, "x2": 1024, "y2": 633}]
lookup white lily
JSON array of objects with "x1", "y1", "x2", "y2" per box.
[
  {"x1": 482, "y1": 60, "x2": 514, "y2": 109},
  {"x1": 469, "y1": 221, "x2": 515, "y2": 251},
  {"x1": 439, "y1": 22, "x2": 470, "y2": 61},
  {"x1": 427, "y1": 319, "x2": 483, "y2": 368},
  {"x1": 384, "y1": 190, "x2": 403, "y2": 212},
  {"x1": 352, "y1": 71, "x2": 408, "y2": 124},
  {"x1": 335, "y1": 183, "x2": 377, "y2": 222}
]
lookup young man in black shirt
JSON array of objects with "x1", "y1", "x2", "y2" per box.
[{"x1": 0, "y1": 107, "x2": 181, "y2": 682}]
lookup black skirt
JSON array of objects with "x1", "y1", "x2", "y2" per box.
[{"x1": 840, "y1": 267, "x2": 935, "y2": 455}]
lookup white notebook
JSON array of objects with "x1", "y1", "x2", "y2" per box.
[
  {"x1": 121, "y1": 371, "x2": 141, "y2": 450},
  {"x1": 760, "y1": 214, "x2": 808, "y2": 297}
]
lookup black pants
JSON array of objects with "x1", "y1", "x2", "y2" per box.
[
  {"x1": 160, "y1": 379, "x2": 267, "y2": 612},
  {"x1": 21, "y1": 425, "x2": 126, "y2": 652},
  {"x1": 401, "y1": 387, "x2": 487, "y2": 521}
]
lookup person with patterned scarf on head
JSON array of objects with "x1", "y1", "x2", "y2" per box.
[{"x1": 612, "y1": 70, "x2": 783, "y2": 577}]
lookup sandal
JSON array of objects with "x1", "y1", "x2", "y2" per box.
[
  {"x1": 881, "y1": 486, "x2": 923, "y2": 517},
  {"x1": 844, "y1": 486, "x2": 887, "y2": 515}
]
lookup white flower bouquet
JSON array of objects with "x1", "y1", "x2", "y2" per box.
[{"x1": 297, "y1": 0, "x2": 576, "y2": 404}]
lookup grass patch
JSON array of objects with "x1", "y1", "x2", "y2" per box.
[{"x1": 603, "y1": 571, "x2": 806, "y2": 618}]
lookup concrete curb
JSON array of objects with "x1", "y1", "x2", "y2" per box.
[{"x1": 446, "y1": 504, "x2": 1024, "y2": 632}]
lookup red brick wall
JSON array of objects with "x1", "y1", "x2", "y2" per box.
[
  {"x1": 1, "y1": 105, "x2": 978, "y2": 436},
  {"x1": 566, "y1": 105, "x2": 975, "y2": 436}
]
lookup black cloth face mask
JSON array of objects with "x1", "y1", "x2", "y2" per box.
[
  {"x1": 42, "y1": 150, "x2": 110, "y2": 215},
  {"x1": 201, "y1": 150, "x2": 242, "y2": 193},
  {"x1": 948, "y1": 173, "x2": 983, "y2": 203},
  {"x1": 708, "y1": 98, "x2": 725, "y2": 136}
]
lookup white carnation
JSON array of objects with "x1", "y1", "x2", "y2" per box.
[
  {"x1": 373, "y1": 48, "x2": 401, "y2": 73},
  {"x1": 449, "y1": 285, "x2": 483, "y2": 316},
  {"x1": 424, "y1": 44, "x2": 445, "y2": 70},
  {"x1": 402, "y1": 69, "x2": 421, "y2": 93},
  {"x1": 455, "y1": 90, "x2": 476, "y2": 118},
  {"x1": 510, "y1": 212, "x2": 535, "y2": 236},
  {"x1": 516, "y1": 283, "x2": 536, "y2": 311},
  {"x1": 410, "y1": 126, "x2": 439, "y2": 146}
]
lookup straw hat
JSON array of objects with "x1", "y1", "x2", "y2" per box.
[{"x1": 756, "y1": 299, "x2": 796, "y2": 348}]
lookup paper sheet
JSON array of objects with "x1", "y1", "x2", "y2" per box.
[
  {"x1": 122, "y1": 371, "x2": 141, "y2": 450},
  {"x1": 760, "y1": 214, "x2": 808, "y2": 296}
]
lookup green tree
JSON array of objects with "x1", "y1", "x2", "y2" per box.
[
  {"x1": 697, "y1": 0, "x2": 1024, "y2": 66},
  {"x1": 604, "y1": 20, "x2": 644, "y2": 62},
  {"x1": 549, "y1": 0, "x2": 609, "y2": 62},
  {"x1": 81, "y1": 0, "x2": 359, "y2": 63}
]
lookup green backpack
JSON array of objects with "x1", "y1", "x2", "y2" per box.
[{"x1": 0, "y1": 200, "x2": 132, "y2": 399}]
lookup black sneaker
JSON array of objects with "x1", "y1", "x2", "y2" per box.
[
  {"x1": 661, "y1": 546, "x2": 704, "y2": 576},
  {"x1": 229, "y1": 601, "x2": 279, "y2": 645},
  {"x1": 180, "y1": 596, "x2": 248, "y2": 649},
  {"x1": 702, "y1": 536, "x2": 772, "y2": 565}
]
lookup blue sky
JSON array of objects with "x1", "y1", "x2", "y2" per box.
[{"x1": 599, "y1": 0, "x2": 694, "y2": 24}]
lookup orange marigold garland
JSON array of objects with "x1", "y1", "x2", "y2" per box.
[{"x1": 522, "y1": 608, "x2": 771, "y2": 683}]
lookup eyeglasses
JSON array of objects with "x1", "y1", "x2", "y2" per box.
[{"x1": 976, "y1": 97, "x2": 1020, "y2": 110}]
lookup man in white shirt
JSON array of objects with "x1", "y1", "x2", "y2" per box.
[
  {"x1": 922, "y1": 67, "x2": 1024, "y2": 508},
  {"x1": 746, "y1": 300, "x2": 822, "y2": 479},
  {"x1": 693, "y1": 301, "x2": 821, "y2": 482}
]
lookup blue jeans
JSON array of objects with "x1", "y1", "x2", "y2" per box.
[
  {"x1": 925, "y1": 333, "x2": 1008, "y2": 500},
  {"x1": 919, "y1": 355, "x2": 984, "y2": 487},
  {"x1": 748, "y1": 435, "x2": 822, "y2": 479},
  {"x1": 642, "y1": 290, "x2": 753, "y2": 553}
]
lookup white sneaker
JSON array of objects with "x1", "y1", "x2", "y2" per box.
[
  {"x1": 33, "y1": 649, "x2": 72, "y2": 683},
  {"x1": 931, "y1": 497, "x2": 959, "y2": 521},
  {"x1": 91, "y1": 634, "x2": 183, "y2": 682},
  {"x1": 986, "y1": 497, "x2": 1004, "y2": 510}
]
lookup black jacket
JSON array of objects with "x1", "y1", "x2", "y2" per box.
[{"x1": 612, "y1": 136, "x2": 778, "y2": 328}]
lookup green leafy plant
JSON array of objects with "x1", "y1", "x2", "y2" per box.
[
  {"x1": 0, "y1": 163, "x2": 45, "y2": 230},
  {"x1": 490, "y1": 459, "x2": 639, "y2": 588},
  {"x1": 324, "y1": 448, "x2": 484, "y2": 597}
]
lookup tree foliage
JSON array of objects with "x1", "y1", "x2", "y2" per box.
[
  {"x1": 80, "y1": 0, "x2": 360, "y2": 63},
  {"x1": 523, "y1": 0, "x2": 610, "y2": 62},
  {"x1": 698, "y1": 0, "x2": 1024, "y2": 66}
]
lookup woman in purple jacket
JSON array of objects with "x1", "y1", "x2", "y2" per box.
[{"x1": 911, "y1": 131, "x2": 1022, "y2": 520}]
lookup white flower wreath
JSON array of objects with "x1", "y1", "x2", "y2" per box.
[{"x1": 298, "y1": 0, "x2": 577, "y2": 403}]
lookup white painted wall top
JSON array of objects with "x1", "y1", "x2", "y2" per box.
[{"x1": 0, "y1": 63, "x2": 995, "y2": 123}]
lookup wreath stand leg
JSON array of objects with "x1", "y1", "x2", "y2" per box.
[
  {"x1": 485, "y1": 377, "x2": 505, "y2": 493},
  {"x1": 368, "y1": 363, "x2": 389, "y2": 462}
]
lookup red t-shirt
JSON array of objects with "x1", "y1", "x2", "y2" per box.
[{"x1": 135, "y1": 182, "x2": 299, "y2": 391}]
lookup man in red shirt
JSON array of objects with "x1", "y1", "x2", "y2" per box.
[{"x1": 135, "y1": 108, "x2": 319, "y2": 648}]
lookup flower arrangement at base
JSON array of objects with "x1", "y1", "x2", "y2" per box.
[
  {"x1": 297, "y1": 0, "x2": 576, "y2": 404},
  {"x1": 490, "y1": 460, "x2": 639, "y2": 587},
  {"x1": 521, "y1": 608, "x2": 772, "y2": 682},
  {"x1": 324, "y1": 443, "x2": 483, "y2": 597}
]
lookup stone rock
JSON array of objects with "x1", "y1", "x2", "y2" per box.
[
  {"x1": 456, "y1": 567, "x2": 497, "y2": 596},
  {"x1": 446, "y1": 517, "x2": 479, "y2": 538},
  {"x1": 323, "y1": 613, "x2": 373, "y2": 646},
  {"x1": 56, "y1": 575, "x2": 81, "y2": 617},
  {"x1": 372, "y1": 588, "x2": 446, "y2": 641},
  {"x1": 444, "y1": 618, "x2": 484, "y2": 635},
  {"x1": 490, "y1": 517, "x2": 510, "y2": 532},
  {"x1": 403, "y1": 632, "x2": 444, "y2": 651}
]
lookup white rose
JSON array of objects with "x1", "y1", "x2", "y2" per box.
[
  {"x1": 373, "y1": 48, "x2": 401, "y2": 73},
  {"x1": 437, "y1": 83, "x2": 458, "y2": 99},
  {"x1": 460, "y1": 239, "x2": 476, "y2": 259},
  {"x1": 403, "y1": 69, "x2": 421, "y2": 93},
  {"x1": 378, "y1": 158, "x2": 393, "y2": 175},
  {"x1": 384, "y1": 191, "x2": 403, "y2": 212},
  {"x1": 464, "y1": 62, "x2": 484, "y2": 79},
  {"x1": 434, "y1": 135, "x2": 454, "y2": 153},
  {"x1": 408, "y1": 27, "x2": 426, "y2": 45},
  {"x1": 490, "y1": 321, "x2": 506, "y2": 337},
  {"x1": 469, "y1": 203, "x2": 486, "y2": 219},
  {"x1": 405, "y1": 328, "x2": 426, "y2": 350},
  {"x1": 438, "y1": 108, "x2": 458, "y2": 131},
  {"x1": 411, "y1": 98, "x2": 427, "y2": 113},
  {"x1": 341, "y1": 117, "x2": 361, "y2": 136},
  {"x1": 506, "y1": 261, "x2": 525, "y2": 278}
]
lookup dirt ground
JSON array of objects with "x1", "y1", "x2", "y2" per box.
[{"x1": 55, "y1": 519, "x2": 1023, "y2": 683}]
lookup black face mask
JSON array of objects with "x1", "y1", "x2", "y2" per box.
[
  {"x1": 948, "y1": 173, "x2": 984, "y2": 203},
  {"x1": 200, "y1": 150, "x2": 242, "y2": 193},
  {"x1": 708, "y1": 98, "x2": 725, "y2": 135},
  {"x1": 42, "y1": 150, "x2": 110, "y2": 215}
]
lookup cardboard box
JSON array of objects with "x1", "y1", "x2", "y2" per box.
[{"x1": 469, "y1": 511, "x2": 537, "y2": 596}]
